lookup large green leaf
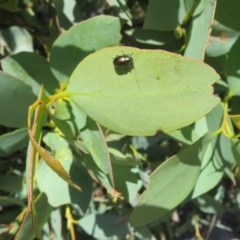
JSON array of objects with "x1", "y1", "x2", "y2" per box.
[
  {"x1": 169, "y1": 103, "x2": 223, "y2": 145},
  {"x1": 130, "y1": 135, "x2": 211, "y2": 226},
  {"x1": 66, "y1": 47, "x2": 219, "y2": 136}
]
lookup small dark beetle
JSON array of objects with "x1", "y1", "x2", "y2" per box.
[
  {"x1": 113, "y1": 54, "x2": 134, "y2": 74},
  {"x1": 113, "y1": 54, "x2": 133, "y2": 67},
  {"x1": 113, "y1": 52, "x2": 139, "y2": 88}
]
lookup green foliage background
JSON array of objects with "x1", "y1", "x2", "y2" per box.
[{"x1": 0, "y1": 0, "x2": 240, "y2": 239}]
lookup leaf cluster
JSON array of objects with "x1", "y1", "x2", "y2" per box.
[{"x1": 0, "y1": 1, "x2": 240, "y2": 239}]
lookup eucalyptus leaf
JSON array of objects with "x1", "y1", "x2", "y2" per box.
[
  {"x1": 79, "y1": 118, "x2": 112, "y2": 175},
  {"x1": 184, "y1": 0, "x2": 216, "y2": 60},
  {"x1": 130, "y1": 135, "x2": 211, "y2": 226},
  {"x1": 37, "y1": 132, "x2": 92, "y2": 209},
  {"x1": 67, "y1": 47, "x2": 219, "y2": 136},
  {"x1": 191, "y1": 144, "x2": 224, "y2": 199}
]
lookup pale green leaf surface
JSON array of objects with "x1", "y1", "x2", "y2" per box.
[
  {"x1": 51, "y1": 101, "x2": 115, "y2": 194},
  {"x1": 184, "y1": 0, "x2": 216, "y2": 60},
  {"x1": 28, "y1": 128, "x2": 81, "y2": 192},
  {"x1": 80, "y1": 118, "x2": 112, "y2": 175},
  {"x1": 52, "y1": 99, "x2": 112, "y2": 177},
  {"x1": 37, "y1": 133, "x2": 92, "y2": 209},
  {"x1": 169, "y1": 104, "x2": 223, "y2": 145},
  {"x1": 130, "y1": 136, "x2": 209, "y2": 226},
  {"x1": 168, "y1": 117, "x2": 209, "y2": 145},
  {"x1": 191, "y1": 142, "x2": 224, "y2": 199},
  {"x1": 191, "y1": 158, "x2": 224, "y2": 199},
  {"x1": 67, "y1": 47, "x2": 219, "y2": 136},
  {"x1": 217, "y1": 133, "x2": 236, "y2": 164},
  {"x1": 112, "y1": 162, "x2": 142, "y2": 204},
  {"x1": 50, "y1": 99, "x2": 87, "y2": 140},
  {"x1": 205, "y1": 103, "x2": 223, "y2": 131},
  {"x1": 37, "y1": 159, "x2": 91, "y2": 209}
]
